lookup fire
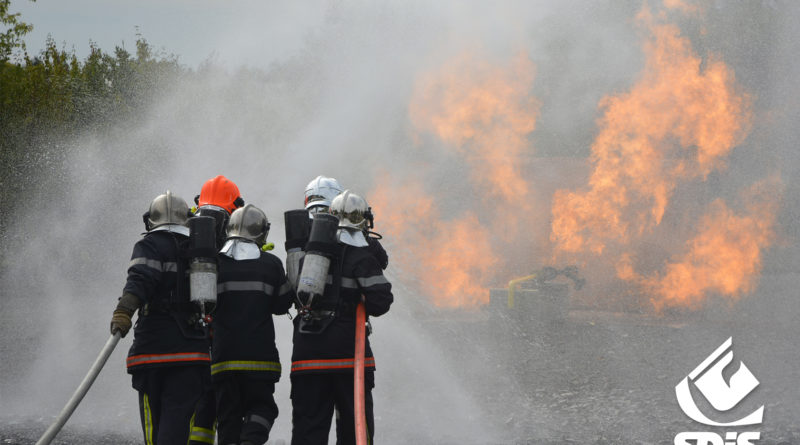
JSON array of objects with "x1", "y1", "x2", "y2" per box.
[
  {"x1": 369, "y1": 51, "x2": 539, "y2": 308},
  {"x1": 369, "y1": 177, "x2": 499, "y2": 307},
  {"x1": 641, "y1": 178, "x2": 781, "y2": 311},
  {"x1": 408, "y1": 52, "x2": 538, "y2": 204},
  {"x1": 369, "y1": 2, "x2": 778, "y2": 312},
  {"x1": 549, "y1": 3, "x2": 781, "y2": 311},
  {"x1": 663, "y1": 0, "x2": 700, "y2": 15},
  {"x1": 551, "y1": 5, "x2": 751, "y2": 257}
]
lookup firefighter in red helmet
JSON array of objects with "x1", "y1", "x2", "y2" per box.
[
  {"x1": 197, "y1": 174, "x2": 245, "y2": 213},
  {"x1": 194, "y1": 175, "x2": 245, "y2": 247},
  {"x1": 188, "y1": 175, "x2": 245, "y2": 445}
]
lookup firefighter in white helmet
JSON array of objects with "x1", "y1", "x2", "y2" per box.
[
  {"x1": 303, "y1": 176, "x2": 388, "y2": 270},
  {"x1": 290, "y1": 190, "x2": 393, "y2": 445},
  {"x1": 304, "y1": 175, "x2": 342, "y2": 214}
]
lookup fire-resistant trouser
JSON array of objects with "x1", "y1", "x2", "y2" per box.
[
  {"x1": 132, "y1": 365, "x2": 209, "y2": 445},
  {"x1": 214, "y1": 373, "x2": 279, "y2": 445},
  {"x1": 188, "y1": 383, "x2": 217, "y2": 445},
  {"x1": 290, "y1": 372, "x2": 375, "y2": 445}
]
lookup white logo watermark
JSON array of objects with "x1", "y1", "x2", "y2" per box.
[{"x1": 674, "y1": 337, "x2": 763, "y2": 445}]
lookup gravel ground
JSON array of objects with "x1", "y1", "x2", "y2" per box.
[
  {"x1": 400, "y1": 271, "x2": 800, "y2": 444},
  {"x1": 2, "y1": 273, "x2": 797, "y2": 444}
]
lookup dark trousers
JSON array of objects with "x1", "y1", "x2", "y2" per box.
[
  {"x1": 132, "y1": 365, "x2": 209, "y2": 445},
  {"x1": 291, "y1": 372, "x2": 375, "y2": 445},
  {"x1": 214, "y1": 373, "x2": 279, "y2": 445},
  {"x1": 188, "y1": 383, "x2": 217, "y2": 444}
]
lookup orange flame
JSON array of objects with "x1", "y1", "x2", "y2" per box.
[
  {"x1": 551, "y1": 5, "x2": 751, "y2": 256},
  {"x1": 369, "y1": 176, "x2": 499, "y2": 307},
  {"x1": 550, "y1": 3, "x2": 782, "y2": 311},
  {"x1": 663, "y1": 0, "x2": 700, "y2": 15},
  {"x1": 369, "y1": 2, "x2": 777, "y2": 313},
  {"x1": 632, "y1": 178, "x2": 781, "y2": 310},
  {"x1": 409, "y1": 52, "x2": 538, "y2": 204},
  {"x1": 369, "y1": 51, "x2": 539, "y2": 307}
]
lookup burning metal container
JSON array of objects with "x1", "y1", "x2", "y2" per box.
[{"x1": 488, "y1": 266, "x2": 583, "y2": 324}]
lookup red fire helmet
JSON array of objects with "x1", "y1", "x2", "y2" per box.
[{"x1": 197, "y1": 175, "x2": 244, "y2": 214}]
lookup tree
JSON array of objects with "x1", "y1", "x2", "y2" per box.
[
  {"x1": 0, "y1": 0, "x2": 34, "y2": 62},
  {"x1": 0, "y1": 1, "x2": 188, "y2": 245}
]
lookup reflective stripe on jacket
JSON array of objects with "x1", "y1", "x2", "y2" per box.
[
  {"x1": 127, "y1": 351, "x2": 210, "y2": 370},
  {"x1": 211, "y1": 360, "x2": 282, "y2": 376}
]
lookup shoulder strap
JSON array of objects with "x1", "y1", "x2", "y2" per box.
[
  {"x1": 171, "y1": 234, "x2": 192, "y2": 304},
  {"x1": 333, "y1": 244, "x2": 348, "y2": 313}
]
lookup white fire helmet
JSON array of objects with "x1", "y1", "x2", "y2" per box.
[
  {"x1": 304, "y1": 175, "x2": 343, "y2": 212},
  {"x1": 329, "y1": 190, "x2": 368, "y2": 231}
]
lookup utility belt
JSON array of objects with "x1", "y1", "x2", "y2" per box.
[
  {"x1": 141, "y1": 300, "x2": 198, "y2": 316},
  {"x1": 297, "y1": 304, "x2": 372, "y2": 336},
  {"x1": 140, "y1": 298, "x2": 208, "y2": 340},
  {"x1": 297, "y1": 308, "x2": 336, "y2": 334}
]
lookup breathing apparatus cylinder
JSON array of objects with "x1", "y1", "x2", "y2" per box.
[
  {"x1": 296, "y1": 213, "x2": 339, "y2": 311},
  {"x1": 187, "y1": 216, "x2": 218, "y2": 309},
  {"x1": 284, "y1": 209, "x2": 311, "y2": 290}
]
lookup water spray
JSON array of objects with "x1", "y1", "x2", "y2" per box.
[{"x1": 35, "y1": 333, "x2": 121, "y2": 445}]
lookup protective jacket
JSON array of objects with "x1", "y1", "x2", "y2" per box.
[
  {"x1": 291, "y1": 244, "x2": 392, "y2": 374},
  {"x1": 365, "y1": 236, "x2": 388, "y2": 270},
  {"x1": 123, "y1": 230, "x2": 210, "y2": 373},
  {"x1": 211, "y1": 251, "x2": 294, "y2": 381}
]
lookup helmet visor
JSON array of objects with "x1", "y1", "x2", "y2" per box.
[{"x1": 305, "y1": 194, "x2": 330, "y2": 209}]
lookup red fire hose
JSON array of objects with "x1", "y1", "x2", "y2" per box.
[{"x1": 354, "y1": 299, "x2": 368, "y2": 445}]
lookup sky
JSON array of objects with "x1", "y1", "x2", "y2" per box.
[{"x1": 12, "y1": 0, "x2": 328, "y2": 68}]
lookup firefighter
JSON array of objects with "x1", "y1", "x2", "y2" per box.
[
  {"x1": 211, "y1": 204, "x2": 294, "y2": 445},
  {"x1": 109, "y1": 191, "x2": 211, "y2": 445},
  {"x1": 303, "y1": 175, "x2": 388, "y2": 270},
  {"x1": 195, "y1": 175, "x2": 246, "y2": 246},
  {"x1": 290, "y1": 190, "x2": 393, "y2": 445},
  {"x1": 189, "y1": 174, "x2": 246, "y2": 445}
]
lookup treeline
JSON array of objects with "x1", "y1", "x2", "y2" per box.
[{"x1": 0, "y1": 0, "x2": 188, "y2": 240}]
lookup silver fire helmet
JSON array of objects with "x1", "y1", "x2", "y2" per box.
[
  {"x1": 226, "y1": 204, "x2": 270, "y2": 246},
  {"x1": 329, "y1": 190, "x2": 368, "y2": 231},
  {"x1": 147, "y1": 190, "x2": 190, "y2": 231},
  {"x1": 304, "y1": 175, "x2": 343, "y2": 211}
]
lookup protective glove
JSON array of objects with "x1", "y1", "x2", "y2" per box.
[
  {"x1": 110, "y1": 292, "x2": 141, "y2": 338},
  {"x1": 110, "y1": 310, "x2": 132, "y2": 337}
]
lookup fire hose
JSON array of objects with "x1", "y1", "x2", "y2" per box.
[
  {"x1": 35, "y1": 332, "x2": 121, "y2": 445},
  {"x1": 354, "y1": 299, "x2": 368, "y2": 445}
]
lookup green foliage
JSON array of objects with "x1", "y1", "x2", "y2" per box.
[
  {"x1": 0, "y1": 0, "x2": 34, "y2": 62},
  {"x1": 0, "y1": 3, "x2": 188, "y2": 243}
]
